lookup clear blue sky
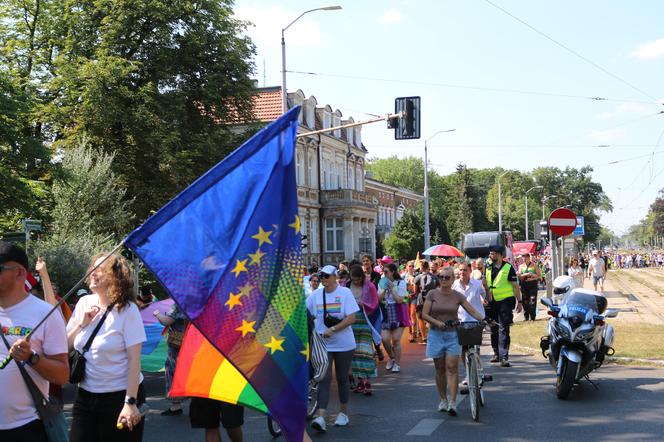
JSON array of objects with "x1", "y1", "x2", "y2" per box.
[{"x1": 234, "y1": 0, "x2": 664, "y2": 236}]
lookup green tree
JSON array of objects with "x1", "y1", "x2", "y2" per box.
[
  {"x1": 32, "y1": 142, "x2": 129, "y2": 291},
  {"x1": 383, "y1": 208, "x2": 447, "y2": 259},
  {"x1": 445, "y1": 164, "x2": 474, "y2": 244},
  {"x1": 2, "y1": 0, "x2": 258, "y2": 222}
]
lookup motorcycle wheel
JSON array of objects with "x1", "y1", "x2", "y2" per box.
[
  {"x1": 267, "y1": 416, "x2": 282, "y2": 438},
  {"x1": 556, "y1": 357, "x2": 578, "y2": 400}
]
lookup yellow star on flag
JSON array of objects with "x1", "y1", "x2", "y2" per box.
[
  {"x1": 248, "y1": 248, "x2": 265, "y2": 265},
  {"x1": 289, "y1": 215, "x2": 301, "y2": 234},
  {"x1": 300, "y1": 342, "x2": 310, "y2": 361},
  {"x1": 264, "y1": 336, "x2": 285, "y2": 355},
  {"x1": 252, "y1": 226, "x2": 273, "y2": 247},
  {"x1": 225, "y1": 292, "x2": 243, "y2": 311},
  {"x1": 238, "y1": 283, "x2": 252, "y2": 297},
  {"x1": 235, "y1": 320, "x2": 256, "y2": 337},
  {"x1": 231, "y1": 259, "x2": 248, "y2": 277}
]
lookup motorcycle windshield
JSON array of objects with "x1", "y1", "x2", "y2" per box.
[{"x1": 561, "y1": 292, "x2": 598, "y2": 320}]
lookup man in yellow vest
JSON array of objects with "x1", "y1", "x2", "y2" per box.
[{"x1": 485, "y1": 245, "x2": 523, "y2": 367}]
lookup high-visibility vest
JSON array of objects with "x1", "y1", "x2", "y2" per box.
[{"x1": 486, "y1": 262, "x2": 515, "y2": 301}]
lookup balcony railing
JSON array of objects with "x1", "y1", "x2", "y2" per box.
[{"x1": 320, "y1": 189, "x2": 375, "y2": 209}]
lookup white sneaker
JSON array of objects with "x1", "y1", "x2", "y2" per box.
[
  {"x1": 437, "y1": 399, "x2": 448, "y2": 412},
  {"x1": 391, "y1": 363, "x2": 400, "y2": 373},
  {"x1": 334, "y1": 412, "x2": 349, "y2": 427},
  {"x1": 386, "y1": 359, "x2": 394, "y2": 371},
  {"x1": 311, "y1": 415, "x2": 326, "y2": 432}
]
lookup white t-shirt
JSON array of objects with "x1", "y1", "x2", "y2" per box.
[
  {"x1": 589, "y1": 257, "x2": 605, "y2": 277},
  {"x1": 453, "y1": 279, "x2": 486, "y2": 322},
  {"x1": 0, "y1": 295, "x2": 67, "y2": 429},
  {"x1": 68, "y1": 294, "x2": 146, "y2": 393},
  {"x1": 306, "y1": 285, "x2": 359, "y2": 352}
]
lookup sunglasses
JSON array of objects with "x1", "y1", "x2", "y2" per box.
[
  {"x1": 0, "y1": 264, "x2": 19, "y2": 273},
  {"x1": 439, "y1": 275, "x2": 453, "y2": 281}
]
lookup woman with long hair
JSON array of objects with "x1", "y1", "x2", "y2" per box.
[
  {"x1": 345, "y1": 265, "x2": 380, "y2": 395},
  {"x1": 422, "y1": 266, "x2": 484, "y2": 416},
  {"x1": 67, "y1": 253, "x2": 146, "y2": 441},
  {"x1": 378, "y1": 263, "x2": 410, "y2": 373}
]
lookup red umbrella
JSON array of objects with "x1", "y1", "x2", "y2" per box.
[{"x1": 423, "y1": 244, "x2": 464, "y2": 257}]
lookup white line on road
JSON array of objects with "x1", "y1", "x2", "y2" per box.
[{"x1": 406, "y1": 396, "x2": 467, "y2": 436}]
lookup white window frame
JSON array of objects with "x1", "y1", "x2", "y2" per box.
[
  {"x1": 347, "y1": 127, "x2": 354, "y2": 145},
  {"x1": 296, "y1": 151, "x2": 304, "y2": 186},
  {"x1": 323, "y1": 111, "x2": 331, "y2": 129},
  {"x1": 348, "y1": 164, "x2": 355, "y2": 190},
  {"x1": 308, "y1": 154, "x2": 317, "y2": 188},
  {"x1": 325, "y1": 218, "x2": 344, "y2": 252},
  {"x1": 333, "y1": 116, "x2": 341, "y2": 138},
  {"x1": 356, "y1": 165, "x2": 363, "y2": 191}
]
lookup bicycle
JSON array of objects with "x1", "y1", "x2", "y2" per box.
[{"x1": 455, "y1": 320, "x2": 493, "y2": 422}]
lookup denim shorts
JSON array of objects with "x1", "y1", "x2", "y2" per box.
[{"x1": 426, "y1": 328, "x2": 461, "y2": 358}]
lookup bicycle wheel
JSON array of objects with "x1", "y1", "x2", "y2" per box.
[
  {"x1": 267, "y1": 416, "x2": 282, "y2": 438},
  {"x1": 468, "y1": 353, "x2": 480, "y2": 422},
  {"x1": 307, "y1": 380, "x2": 318, "y2": 419}
]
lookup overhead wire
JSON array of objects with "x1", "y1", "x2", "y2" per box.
[{"x1": 482, "y1": 0, "x2": 663, "y2": 104}]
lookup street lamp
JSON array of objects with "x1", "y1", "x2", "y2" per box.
[
  {"x1": 281, "y1": 6, "x2": 342, "y2": 113},
  {"x1": 542, "y1": 195, "x2": 558, "y2": 220},
  {"x1": 424, "y1": 129, "x2": 456, "y2": 250},
  {"x1": 525, "y1": 185, "x2": 543, "y2": 240},
  {"x1": 497, "y1": 171, "x2": 510, "y2": 232}
]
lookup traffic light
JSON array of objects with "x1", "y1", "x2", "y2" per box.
[
  {"x1": 539, "y1": 220, "x2": 549, "y2": 241},
  {"x1": 394, "y1": 96, "x2": 421, "y2": 140}
]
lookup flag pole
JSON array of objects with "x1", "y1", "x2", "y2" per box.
[{"x1": 0, "y1": 241, "x2": 125, "y2": 369}]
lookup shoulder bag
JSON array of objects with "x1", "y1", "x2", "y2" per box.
[
  {"x1": 322, "y1": 292, "x2": 342, "y2": 328},
  {"x1": 0, "y1": 326, "x2": 68, "y2": 442},
  {"x1": 69, "y1": 303, "x2": 115, "y2": 384}
]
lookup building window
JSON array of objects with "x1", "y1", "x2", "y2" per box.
[
  {"x1": 298, "y1": 107, "x2": 304, "y2": 124},
  {"x1": 356, "y1": 166, "x2": 363, "y2": 191},
  {"x1": 308, "y1": 154, "x2": 317, "y2": 188},
  {"x1": 349, "y1": 165, "x2": 355, "y2": 190},
  {"x1": 355, "y1": 127, "x2": 361, "y2": 147},
  {"x1": 323, "y1": 112, "x2": 331, "y2": 129},
  {"x1": 311, "y1": 216, "x2": 319, "y2": 252},
  {"x1": 359, "y1": 237, "x2": 372, "y2": 253},
  {"x1": 306, "y1": 103, "x2": 315, "y2": 128},
  {"x1": 333, "y1": 116, "x2": 341, "y2": 138},
  {"x1": 336, "y1": 161, "x2": 342, "y2": 188},
  {"x1": 296, "y1": 152, "x2": 304, "y2": 186},
  {"x1": 347, "y1": 127, "x2": 354, "y2": 145},
  {"x1": 325, "y1": 218, "x2": 344, "y2": 252}
]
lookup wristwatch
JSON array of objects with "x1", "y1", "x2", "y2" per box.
[
  {"x1": 124, "y1": 396, "x2": 137, "y2": 405},
  {"x1": 27, "y1": 352, "x2": 40, "y2": 366},
  {"x1": 330, "y1": 326, "x2": 337, "y2": 332}
]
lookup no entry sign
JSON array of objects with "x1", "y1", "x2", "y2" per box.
[{"x1": 548, "y1": 208, "x2": 577, "y2": 236}]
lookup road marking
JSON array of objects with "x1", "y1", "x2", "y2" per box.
[
  {"x1": 406, "y1": 419, "x2": 444, "y2": 436},
  {"x1": 406, "y1": 396, "x2": 468, "y2": 436}
]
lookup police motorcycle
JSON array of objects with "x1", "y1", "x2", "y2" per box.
[{"x1": 539, "y1": 281, "x2": 618, "y2": 399}]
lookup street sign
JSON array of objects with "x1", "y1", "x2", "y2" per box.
[
  {"x1": 0, "y1": 232, "x2": 26, "y2": 245},
  {"x1": 22, "y1": 219, "x2": 42, "y2": 232},
  {"x1": 572, "y1": 216, "x2": 585, "y2": 237},
  {"x1": 548, "y1": 208, "x2": 577, "y2": 236}
]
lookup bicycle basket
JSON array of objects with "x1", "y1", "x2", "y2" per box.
[{"x1": 456, "y1": 323, "x2": 484, "y2": 346}]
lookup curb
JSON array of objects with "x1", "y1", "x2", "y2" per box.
[{"x1": 512, "y1": 344, "x2": 664, "y2": 367}]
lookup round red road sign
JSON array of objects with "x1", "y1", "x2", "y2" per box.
[{"x1": 548, "y1": 208, "x2": 577, "y2": 236}]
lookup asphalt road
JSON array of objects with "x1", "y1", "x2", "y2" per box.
[{"x1": 61, "y1": 322, "x2": 664, "y2": 442}]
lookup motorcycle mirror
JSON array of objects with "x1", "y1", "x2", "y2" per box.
[
  {"x1": 540, "y1": 297, "x2": 554, "y2": 308},
  {"x1": 604, "y1": 308, "x2": 619, "y2": 318}
]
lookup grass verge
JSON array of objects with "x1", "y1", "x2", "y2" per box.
[{"x1": 510, "y1": 320, "x2": 664, "y2": 363}]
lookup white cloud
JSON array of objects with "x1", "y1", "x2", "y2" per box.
[
  {"x1": 234, "y1": 6, "x2": 323, "y2": 49},
  {"x1": 597, "y1": 102, "x2": 650, "y2": 120},
  {"x1": 378, "y1": 8, "x2": 404, "y2": 25},
  {"x1": 589, "y1": 128, "x2": 626, "y2": 143},
  {"x1": 630, "y1": 38, "x2": 664, "y2": 60}
]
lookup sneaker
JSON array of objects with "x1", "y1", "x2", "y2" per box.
[
  {"x1": 386, "y1": 359, "x2": 394, "y2": 371},
  {"x1": 334, "y1": 412, "x2": 349, "y2": 427},
  {"x1": 447, "y1": 403, "x2": 457, "y2": 416},
  {"x1": 311, "y1": 416, "x2": 326, "y2": 432},
  {"x1": 391, "y1": 363, "x2": 400, "y2": 373},
  {"x1": 437, "y1": 399, "x2": 449, "y2": 412},
  {"x1": 490, "y1": 354, "x2": 500, "y2": 363},
  {"x1": 500, "y1": 359, "x2": 511, "y2": 367},
  {"x1": 461, "y1": 378, "x2": 468, "y2": 386},
  {"x1": 160, "y1": 407, "x2": 183, "y2": 416}
]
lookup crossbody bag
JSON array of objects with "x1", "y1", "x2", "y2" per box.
[{"x1": 69, "y1": 303, "x2": 115, "y2": 384}]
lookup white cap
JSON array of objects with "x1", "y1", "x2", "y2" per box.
[{"x1": 319, "y1": 265, "x2": 337, "y2": 277}]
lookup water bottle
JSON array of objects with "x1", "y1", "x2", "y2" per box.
[{"x1": 116, "y1": 403, "x2": 149, "y2": 430}]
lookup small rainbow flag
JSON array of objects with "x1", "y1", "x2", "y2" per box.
[{"x1": 169, "y1": 325, "x2": 267, "y2": 413}]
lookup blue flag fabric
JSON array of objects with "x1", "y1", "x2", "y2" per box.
[{"x1": 124, "y1": 107, "x2": 307, "y2": 442}]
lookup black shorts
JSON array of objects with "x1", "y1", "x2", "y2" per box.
[{"x1": 189, "y1": 397, "x2": 244, "y2": 429}]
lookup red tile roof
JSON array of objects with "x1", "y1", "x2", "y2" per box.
[{"x1": 252, "y1": 87, "x2": 282, "y2": 122}]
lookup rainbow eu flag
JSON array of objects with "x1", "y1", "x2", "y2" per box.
[{"x1": 124, "y1": 107, "x2": 307, "y2": 442}]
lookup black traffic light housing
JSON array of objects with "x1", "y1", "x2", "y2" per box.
[{"x1": 394, "y1": 96, "x2": 421, "y2": 140}]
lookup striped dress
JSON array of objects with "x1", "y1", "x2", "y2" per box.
[{"x1": 350, "y1": 286, "x2": 377, "y2": 378}]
